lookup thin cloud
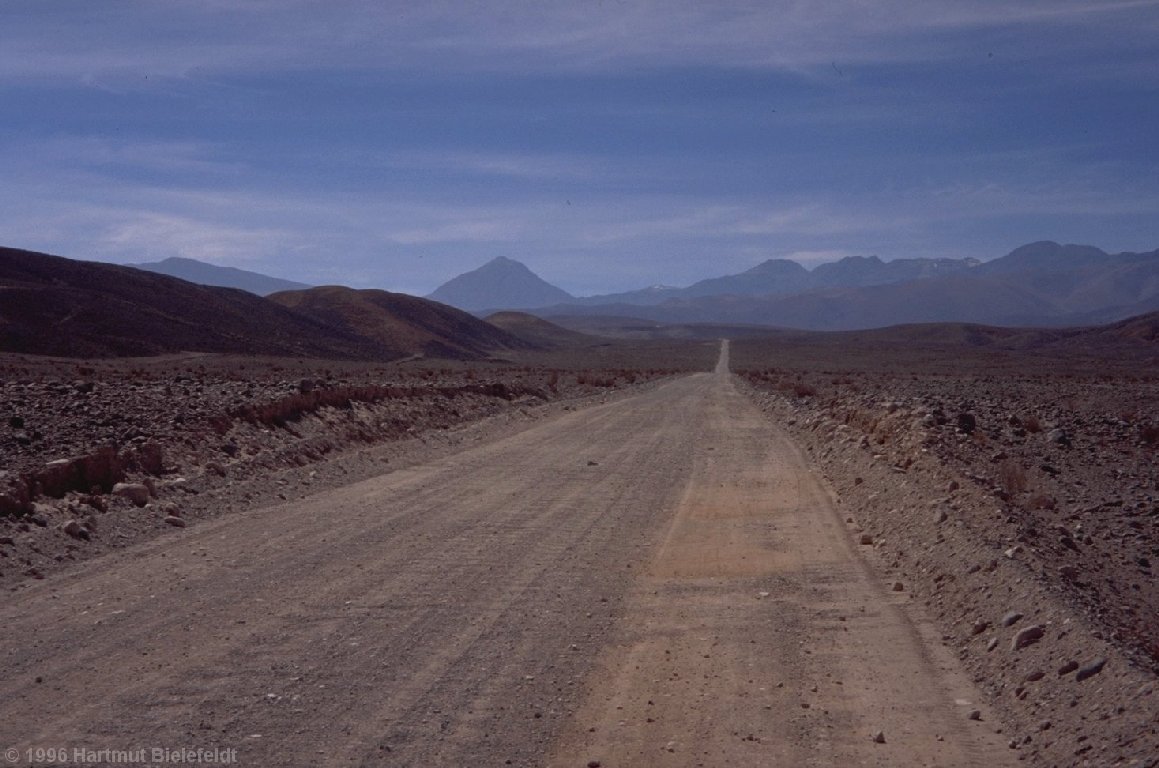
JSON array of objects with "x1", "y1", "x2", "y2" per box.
[
  {"x1": 2, "y1": 1, "x2": 1156, "y2": 84},
  {"x1": 10, "y1": 136, "x2": 244, "y2": 176},
  {"x1": 97, "y1": 213, "x2": 293, "y2": 264},
  {"x1": 380, "y1": 150, "x2": 606, "y2": 182}
]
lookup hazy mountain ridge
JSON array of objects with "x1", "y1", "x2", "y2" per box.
[
  {"x1": 430, "y1": 242, "x2": 1157, "y2": 330},
  {"x1": 128, "y1": 256, "x2": 311, "y2": 296},
  {"x1": 453, "y1": 241, "x2": 1156, "y2": 330}
]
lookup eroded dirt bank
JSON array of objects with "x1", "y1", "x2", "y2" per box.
[{"x1": 0, "y1": 354, "x2": 685, "y2": 591}]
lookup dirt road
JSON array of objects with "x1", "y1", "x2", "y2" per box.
[{"x1": 1, "y1": 343, "x2": 1014, "y2": 767}]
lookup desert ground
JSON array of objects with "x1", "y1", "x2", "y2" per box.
[{"x1": 1, "y1": 337, "x2": 1155, "y2": 767}]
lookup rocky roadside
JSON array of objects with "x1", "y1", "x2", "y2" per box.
[
  {"x1": 0, "y1": 358, "x2": 678, "y2": 592},
  {"x1": 737, "y1": 372, "x2": 1158, "y2": 767}
]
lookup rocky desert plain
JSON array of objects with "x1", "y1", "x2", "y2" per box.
[
  {"x1": 1, "y1": 280, "x2": 1157, "y2": 765},
  {"x1": 0, "y1": 347, "x2": 700, "y2": 587}
]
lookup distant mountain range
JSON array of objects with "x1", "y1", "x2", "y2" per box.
[
  {"x1": 428, "y1": 242, "x2": 1159, "y2": 330},
  {"x1": 0, "y1": 247, "x2": 532, "y2": 360},
  {"x1": 128, "y1": 256, "x2": 310, "y2": 296},
  {"x1": 2, "y1": 245, "x2": 1155, "y2": 360}
]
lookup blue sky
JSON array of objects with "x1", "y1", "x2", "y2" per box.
[{"x1": 2, "y1": 1, "x2": 1157, "y2": 296}]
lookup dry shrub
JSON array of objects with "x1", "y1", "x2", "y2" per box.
[
  {"x1": 228, "y1": 381, "x2": 539, "y2": 429},
  {"x1": 791, "y1": 381, "x2": 817, "y2": 398}
]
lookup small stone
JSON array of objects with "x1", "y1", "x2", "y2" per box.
[
  {"x1": 1058, "y1": 565, "x2": 1079, "y2": 580},
  {"x1": 1024, "y1": 670, "x2": 1045, "y2": 682},
  {"x1": 871, "y1": 730, "x2": 886, "y2": 744},
  {"x1": 587, "y1": 761, "x2": 602, "y2": 768},
  {"x1": 892, "y1": 582, "x2": 904, "y2": 592},
  {"x1": 968, "y1": 710, "x2": 982, "y2": 721},
  {"x1": 1075, "y1": 658, "x2": 1106, "y2": 682},
  {"x1": 61, "y1": 519, "x2": 89, "y2": 540},
  {"x1": 986, "y1": 637, "x2": 999, "y2": 652},
  {"x1": 859, "y1": 534, "x2": 874, "y2": 545},
  {"x1": 1057, "y1": 661, "x2": 1079, "y2": 676},
  {"x1": 971, "y1": 620, "x2": 990, "y2": 636},
  {"x1": 164, "y1": 515, "x2": 187, "y2": 528},
  {"x1": 112, "y1": 482, "x2": 151, "y2": 507},
  {"x1": 1001, "y1": 611, "x2": 1024, "y2": 627},
  {"x1": 934, "y1": 508, "x2": 948, "y2": 524},
  {"x1": 1011, "y1": 625, "x2": 1045, "y2": 651}
]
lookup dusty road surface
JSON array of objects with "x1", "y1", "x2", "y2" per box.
[{"x1": 1, "y1": 343, "x2": 1014, "y2": 767}]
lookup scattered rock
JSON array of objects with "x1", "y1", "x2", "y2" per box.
[
  {"x1": 968, "y1": 710, "x2": 982, "y2": 721},
  {"x1": 859, "y1": 534, "x2": 874, "y2": 545},
  {"x1": 1057, "y1": 661, "x2": 1079, "y2": 676},
  {"x1": 61, "y1": 519, "x2": 89, "y2": 540},
  {"x1": 1074, "y1": 658, "x2": 1107, "y2": 682},
  {"x1": 971, "y1": 620, "x2": 990, "y2": 636},
  {"x1": 1001, "y1": 611, "x2": 1024, "y2": 628},
  {"x1": 112, "y1": 482, "x2": 151, "y2": 507},
  {"x1": 871, "y1": 730, "x2": 886, "y2": 744},
  {"x1": 892, "y1": 581, "x2": 904, "y2": 592},
  {"x1": 1011, "y1": 625, "x2": 1045, "y2": 651},
  {"x1": 163, "y1": 516, "x2": 187, "y2": 528}
]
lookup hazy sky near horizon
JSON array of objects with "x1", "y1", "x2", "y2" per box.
[{"x1": 2, "y1": 1, "x2": 1158, "y2": 296}]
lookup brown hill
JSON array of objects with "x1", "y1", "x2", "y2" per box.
[
  {"x1": 269, "y1": 286, "x2": 532, "y2": 360},
  {"x1": 0, "y1": 247, "x2": 378, "y2": 358},
  {"x1": 1099, "y1": 311, "x2": 1159, "y2": 343},
  {"x1": 483, "y1": 312, "x2": 595, "y2": 348}
]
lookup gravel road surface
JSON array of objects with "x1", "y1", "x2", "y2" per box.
[{"x1": 1, "y1": 343, "x2": 1013, "y2": 767}]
